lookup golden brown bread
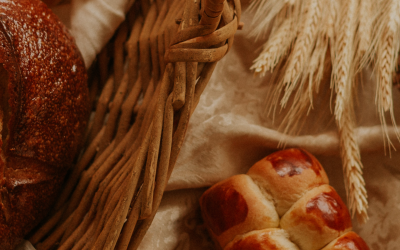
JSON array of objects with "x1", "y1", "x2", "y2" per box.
[
  {"x1": 224, "y1": 229, "x2": 300, "y2": 250},
  {"x1": 200, "y1": 148, "x2": 370, "y2": 250},
  {"x1": 280, "y1": 185, "x2": 352, "y2": 250},
  {"x1": 200, "y1": 175, "x2": 279, "y2": 248},
  {"x1": 247, "y1": 148, "x2": 329, "y2": 216},
  {"x1": 0, "y1": 0, "x2": 89, "y2": 249},
  {"x1": 321, "y1": 232, "x2": 370, "y2": 250}
]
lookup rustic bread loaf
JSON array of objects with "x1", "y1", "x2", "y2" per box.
[
  {"x1": 0, "y1": 0, "x2": 89, "y2": 249},
  {"x1": 200, "y1": 148, "x2": 370, "y2": 250}
]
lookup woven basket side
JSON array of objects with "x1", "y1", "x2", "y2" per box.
[{"x1": 30, "y1": 0, "x2": 241, "y2": 249}]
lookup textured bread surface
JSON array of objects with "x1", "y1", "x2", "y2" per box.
[
  {"x1": 200, "y1": 148, "x2": 369, "y2": 250},
  {"x1": 0, "y1": 0, "x2": 89, "y2": 249}
]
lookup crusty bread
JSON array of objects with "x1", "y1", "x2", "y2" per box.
[
  {"x1": 200, "y1": 148, "x2": 370, "y2": 250},
  {"x1": 0, "y1": 0, "x2": 89, "y2": 249}
]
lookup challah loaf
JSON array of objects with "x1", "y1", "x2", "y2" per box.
[
  {"x1": 0, "y1": 0, "x2": 89, "y2": 249},
  {"x1": 200, "y1": 148, "x2": 370, "y2": 250}
]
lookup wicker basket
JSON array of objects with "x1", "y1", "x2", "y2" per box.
[{"x1": 30, "y1": 0, "x2": 241, "y2": 249}]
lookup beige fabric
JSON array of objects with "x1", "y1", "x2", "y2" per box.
[
  {"x1": 52, "y1": 0, "x2": 135, "y2": 67},
  {"x1": 22, "y1": 1, "x2": 400, "y2": 249}
]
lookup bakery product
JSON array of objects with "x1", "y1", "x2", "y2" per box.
[
  {"x1": 0, "y1": 0, "x2": 89, "y2": 249},
  {"x1": 224, "y1": 229, "x2": 300, "y2": 250},
  {"x1": 200, "y1": 174, "x2": 279, "y2": 248},
  {"x1": 321, "y1": 232, "x2": 370, "y2": 250},
  {"x1": 200, "y1": 148, "x2": 370, "y2": 250}
]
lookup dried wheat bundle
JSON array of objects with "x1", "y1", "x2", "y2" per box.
[
  {"x1": 29, "y1": 0, "x2": 241, "y2": 249},
  {"x1": 249, "y1": 0, "x2": 400, "y2": 223}
]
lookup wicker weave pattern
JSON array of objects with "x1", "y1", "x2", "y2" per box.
[{"x1": 29, "y1": 0, "x2": 241, "y2": 249}]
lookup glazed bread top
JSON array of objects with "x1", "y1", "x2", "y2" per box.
[
  {"x1": 321, "y1": 232, "x2": 371, "y2": 250},
  {"x1": 247, "y1": 148, "x2": 329, "y2": 216},
  {"x1": 200, "y1": 148, "x2": 370, "y2": 250}
]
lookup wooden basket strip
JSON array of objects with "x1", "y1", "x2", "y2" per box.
[
  {"x1": 103, "y1": 133, "x2": 154, "y2": 250},
  {"x1": 88, "y1": 76, "x2": 114, "y2": 144},
  {"x1": 173, "y1": 62, "x2": 186, "y2": 110},
  {"x1": 165, "y1": 44, "x2": 229, "y2": 62},
  {"x1": 140, "y1": 0, "x2": 151, "y2": 17},
  {"x1": 139, "y1": 3, "x2": 157, "y2": 92},
  {"x1": 114, "y1": 75, "x2": 141, "y2": 144},
  {"x1": 98, "y1": 71, "x2": 129, "y2": 155},
  {"x1": 77, "y1": 78, "x2": 159, "y2": 247},
  {"x1": 92, "y1": 191, "x2": 125, "y2": 250},
  {"x1": 170, "y1": 16, "x2": 238, "y2": 49},
  {"x1": 140, "y1": 63, "x2": 174, "y2": 219},
  {"x1": 71, "y1": 220, "x2": 95, "y2": 250},
  {"x1": 156, "y1": 0, "x2": 184, "y2": 73},
  {"x1": 53, "y1": 126, "x2": 105, "y2": 211},
  {"x1": 126, "y1": 15, "x2": 143, "y2": 91},
  {"x1": 61, "y1": 77, "x2": 158, "y2": 242},
  {"x1": 79, "y1": 154, "x2": 138, "y2": 249},
  {"x1": 113, "y1": 22, "x2": 129, "y2": 92},
  {"x1": 150, "y1": 0, "x2": 168, "y2": 84},
  {"x1": 35, "y1": 211, "x2": 73, "y2": 250}
]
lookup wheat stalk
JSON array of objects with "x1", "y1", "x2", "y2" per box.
[
  {"x1": 331, "y1": 0, "x2": 369, "y2": 222},
  {"x1": 332, "y1": 0, "x2": 357, "y2": 122},
  {"x1": 338, "y1": 106, "x2": 369, "y2": 223}
]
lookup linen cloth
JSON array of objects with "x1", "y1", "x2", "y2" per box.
[{"x1": 19, "y1": 0, "x2": 400, "y2": 249}]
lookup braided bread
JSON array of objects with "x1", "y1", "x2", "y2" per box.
[{"x1": 200, "y1": 148, "x2": 370, "y2": 250}]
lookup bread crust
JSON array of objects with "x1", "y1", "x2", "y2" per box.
[
  {"x1": 0, "y1": 0, "x2": 89, "y2": 248},
  {"x1": 322, "y1": 232, "x2": 370, "y2": 250},
  {"x1": 280, "y1": 185, "x2": 352, "y2": 250},
  {"x1": 223, "y1": 228, "x2": 300, "y2": 250},
  {"x1": 200, "y1": 174, "x2": 279, "y2": 248},
  {"x1": 247, "y1": 148, "x2": 329, "y2": 216},
  {"x1": 200, "y1": 148, "x2": 369, "y2": 250}
]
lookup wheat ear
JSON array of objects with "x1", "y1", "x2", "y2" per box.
[
  {"x1": 251, "y1": 15, "x2": 295, "y2": 76},
  {"x1": 248, "y1": 0, "x2": 295, "y2": 39},
  {"x1": 376, "y1": 0, "x2": 400, "y2": 145},
  {"x1": 280, "y1": 0, "x2": 321, "y2": 108},
  {"x1": 338, "y1": 107, "x2": 369, "y2": 223},
  {"x1": 306, "y1": 0, "x2": 336, "y2": 105},
  {"x1": 332, "y1": 0, "x2": 368, "y2": 223},
  {"x1": 355, "y1": 0, "x2": 373, "y2": 65}
]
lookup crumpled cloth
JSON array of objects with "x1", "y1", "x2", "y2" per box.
[
  {"x1": 139, "y1": 8, "x2": 400, "y2": 250},
  {"x1": 22, "y1": 1, "x2": 400, "y2": 249}
]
